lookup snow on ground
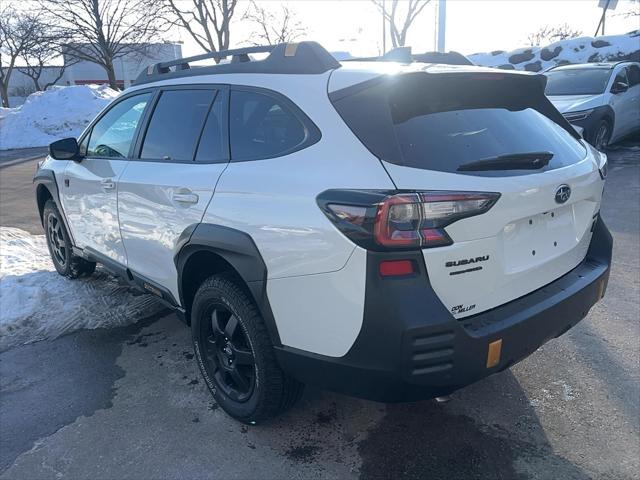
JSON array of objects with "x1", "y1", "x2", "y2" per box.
[
  {"x1": 0, "y1": 227, "x2": 165, "y2": 351},
  {"x1": 0, "y1": 85, "x2": 118, "y2": 151},
  {"x1": 469, "y1": 30, "x2": 640, "y2": 71}
]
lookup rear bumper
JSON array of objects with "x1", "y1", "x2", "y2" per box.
[{"x1": 275, "y1": 217, "x2": 612, "y2": 402}]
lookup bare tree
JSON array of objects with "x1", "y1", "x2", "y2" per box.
[
  {"x1": 0, "y1": 8, "x2": 42, "y2": 107},
  {"x1": 527, "y1": 24, "x2": 582, "y2": 47},
  {"x1": 246, "y1": 1, "x2": 306, "y2": 46},
  {"x1": 17, "y1": 21, "x2": 77, "y2": 92},
  {"x1": 162, "y1": 0, "x2": 239, "y2": 57},
  {"x1": 371, "y1": 0, "x2": 432, "y2": 48},
  {"x1": 39, "y1": 0, "x2": 167, "y2": 90}
]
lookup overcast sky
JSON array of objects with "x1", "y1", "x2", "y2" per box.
[{"x1": 176, "y1": 0, "x2": 639, "y2": 57}]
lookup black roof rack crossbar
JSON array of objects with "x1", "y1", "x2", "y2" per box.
[
  {"x1": 153, "y1": 45, "x2": 277, "y2": 74},
  {"x1": 136, "y1": 41, "x2": 341, "y2": 85}
]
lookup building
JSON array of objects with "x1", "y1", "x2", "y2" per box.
[
  {"x1": 62, "y1": 42, "x2": 183, "y2": 89},
  {"x1": 4, "y1": 42, "x2": 182, "y2": 106}
]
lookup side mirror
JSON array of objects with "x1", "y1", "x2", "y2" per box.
[
  {"x1": 611, "y1": 81, "x2": 629, "y2": 94},
  {"x1": 49, "y1": 138, "x2": 80, "y2": 160}
]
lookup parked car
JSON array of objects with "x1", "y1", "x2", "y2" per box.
[
  {"x1": 34, "y1": 42, "x2": 612, "y2": 424},
  {"x1": 545, "y1": 62, "x2": 640, "y2": 150}
]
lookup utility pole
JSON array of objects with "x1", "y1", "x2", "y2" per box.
[{"x1": 437, "y1": 0, "x2": 446, "y2": 52}]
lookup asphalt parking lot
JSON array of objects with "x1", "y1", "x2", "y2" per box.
[{"x1": 0, "y1": 143, "x2": 638, "y2": 479}]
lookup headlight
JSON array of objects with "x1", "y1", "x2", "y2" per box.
[
  {"x1": 598, "y1": 151, "x2": 608, "y2": 179},
  {"x1": 563, "y1": 109, "x2": 594, "y2": 122}
]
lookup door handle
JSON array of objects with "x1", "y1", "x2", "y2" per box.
[
  {"x1": 172, "y1": 192, "x2": 199, "y2": 204},
  {"x1": 101, "y1": 179, "x2": 115, "y2": 191}
]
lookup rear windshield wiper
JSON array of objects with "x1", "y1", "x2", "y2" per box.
[{"x1": 456, "y1": 152, "x2": 554, "y2": 172}]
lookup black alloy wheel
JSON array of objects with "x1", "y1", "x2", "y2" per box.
[
  {"x1": 201, "y1": 304, "x2": 256, "y2": 402},
  {"x1": 191, "y1": 274, "x2": 304, "y2": 423}
]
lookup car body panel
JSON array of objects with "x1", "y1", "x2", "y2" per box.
[
  {"x1": 547, "y1": 94, "x2": 606, "y2": 114},
  {"x1": 266, "y1": 247, "x2": 367, "y2": 357},
  {"x1": 117, "y1": 161, "x2": 225, "y2": 301},
  {"x1": 61, "y1": 158, "x2": 129, "y2": 265},
  {"x1": 200, "y1": 73, "x2": 395, "y2": 279}
]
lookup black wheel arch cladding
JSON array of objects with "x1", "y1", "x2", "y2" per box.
[
  {"x1": 34, "y1": 168, "x2": 76, "y2": 245},
  {"x1": 174, "y1": 223, "x2": 282, "y2": 346},
  {"x1": 570, "y1": 104, "x2": 615, "y2": 142}
]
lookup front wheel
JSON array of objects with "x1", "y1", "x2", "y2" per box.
[
  {"x1": 191, "y1": 274, "x2": 304, "y2": 424},
  {"x1": 43, "y1": 199, "x2": 96, "y2": 278},
  {"x1": 592, "y1": 120, "x2": 611, "y2": 151}
]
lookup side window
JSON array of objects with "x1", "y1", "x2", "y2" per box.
[
  {"x1": 195, "y1": 93, "x2": 227, "y2": 163},
  {"x1": 141, "y1": 89, "x2": 215, "y2": 161},
  {"x1": 230, "y1": 90, "x2": 308, "y2": 161},
  {"x1": 626, "y1": 65, "x2": 640, "y2": 87},
  {"x1": 612, "y1": 68, "x2": 628, "y2": 88},
  {"x1": 87, "y1": 93, "x2": 152, "y2": 158}
]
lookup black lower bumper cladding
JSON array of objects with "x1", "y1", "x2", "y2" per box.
[{"x1": 275, "y1": 218, "x2": 612, "y2": 402}]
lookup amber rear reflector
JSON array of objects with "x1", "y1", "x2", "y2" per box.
[{"x1": 486, "y1": 339, "x2": 502, "y2": 368}]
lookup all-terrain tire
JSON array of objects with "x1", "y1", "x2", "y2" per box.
[
  {"x1": 191, "y1": 274, "x2": 304, "y2": 424},
  {"x1": 43, "y1": 199, "x2": 96, "y2": 279}
]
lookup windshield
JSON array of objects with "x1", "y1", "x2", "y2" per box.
[
  {"x1": 331, "y1": 73, "x2": 586, "y2": 176},
  {"x1": 545, "y1": 68, "x2": 612, "y2": 95}
]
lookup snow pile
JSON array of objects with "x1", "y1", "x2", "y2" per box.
[
  {"x1": 0, "y1": 227, "x2": 165, "y2": 351},
  {"x1": 469, "y1": 30, "x2": 640, "y2": 72},
  {"x1": 0, "y1": 84, "x2": 118, "y2": 150}
]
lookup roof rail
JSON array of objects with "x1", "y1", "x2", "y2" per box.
[{"x1": 134, "y1": 41, "x2": 340, "y2": 85}]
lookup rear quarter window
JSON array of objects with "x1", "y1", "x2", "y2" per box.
[{"x1": 229, "y1": 89, "x2": 320, "y2": 161}]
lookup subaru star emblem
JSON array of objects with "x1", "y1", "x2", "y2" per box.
[{"x1": 555, "y1": 184, "x2": 571, "y2": 204}]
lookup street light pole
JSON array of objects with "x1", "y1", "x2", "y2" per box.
[
  {"x1": 382, "y1": 0, "x2": 387, "y2": 54},
  {"x1": 437, "y1": 0, "x2": 446, "y2": 52}
]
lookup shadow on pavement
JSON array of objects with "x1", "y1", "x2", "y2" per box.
[{"x1": 354, "y1": 372, "x2": 590, "y2": 480}]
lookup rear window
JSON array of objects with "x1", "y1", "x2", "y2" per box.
[{"x1": 331, "y1": 73, "x2": 586, "y2": 176}]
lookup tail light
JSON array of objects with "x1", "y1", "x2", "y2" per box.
[{"x1": 318, "y1": 190, "x2": 500, "y2": 251}]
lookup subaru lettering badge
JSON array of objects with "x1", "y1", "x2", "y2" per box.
[{"x1": 555, "y1": 184, "x2": 571, "y2": 204}]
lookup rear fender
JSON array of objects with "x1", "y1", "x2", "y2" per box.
[{"x1": 174, "y1": 223, "x2": 281, "y2": 346}]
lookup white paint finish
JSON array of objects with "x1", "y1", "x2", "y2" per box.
[
  {"x1": 266, "y1": 247, "x2": 367, "y2": 357},
  {"x1": 382, "y1": 148, "x2": 605, "y2": 318},
  {"x1": 609, "y1": 63, "x2": 640, "y2": 141},
  {"x1": 61, "y1": 158, "x2": 130, "y2": 265},
  {"x1": 202, "y1": 74, "x2": 394, "y2": 279},
  {"x1": 548, "y1": 62, "x2": 640, "y2": 144},
  {"x1": 117, "y1": 161, "x2": 226, "y2": 300}
]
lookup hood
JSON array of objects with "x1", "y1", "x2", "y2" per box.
[{"x1": 547, "y1": 94, "x2": 605, "y2": 114}]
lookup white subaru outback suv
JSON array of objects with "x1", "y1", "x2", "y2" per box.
[{"x1": 34, "y1": 42, "x2": 612, "y2": 424}]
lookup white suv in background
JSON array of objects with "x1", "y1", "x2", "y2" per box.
[
  {"x1": 34, "y1": 42, "x2": 612, "y2": 424},
  {"x1": 545, "y1": 62, "x2": 640, "y2": 150}
]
